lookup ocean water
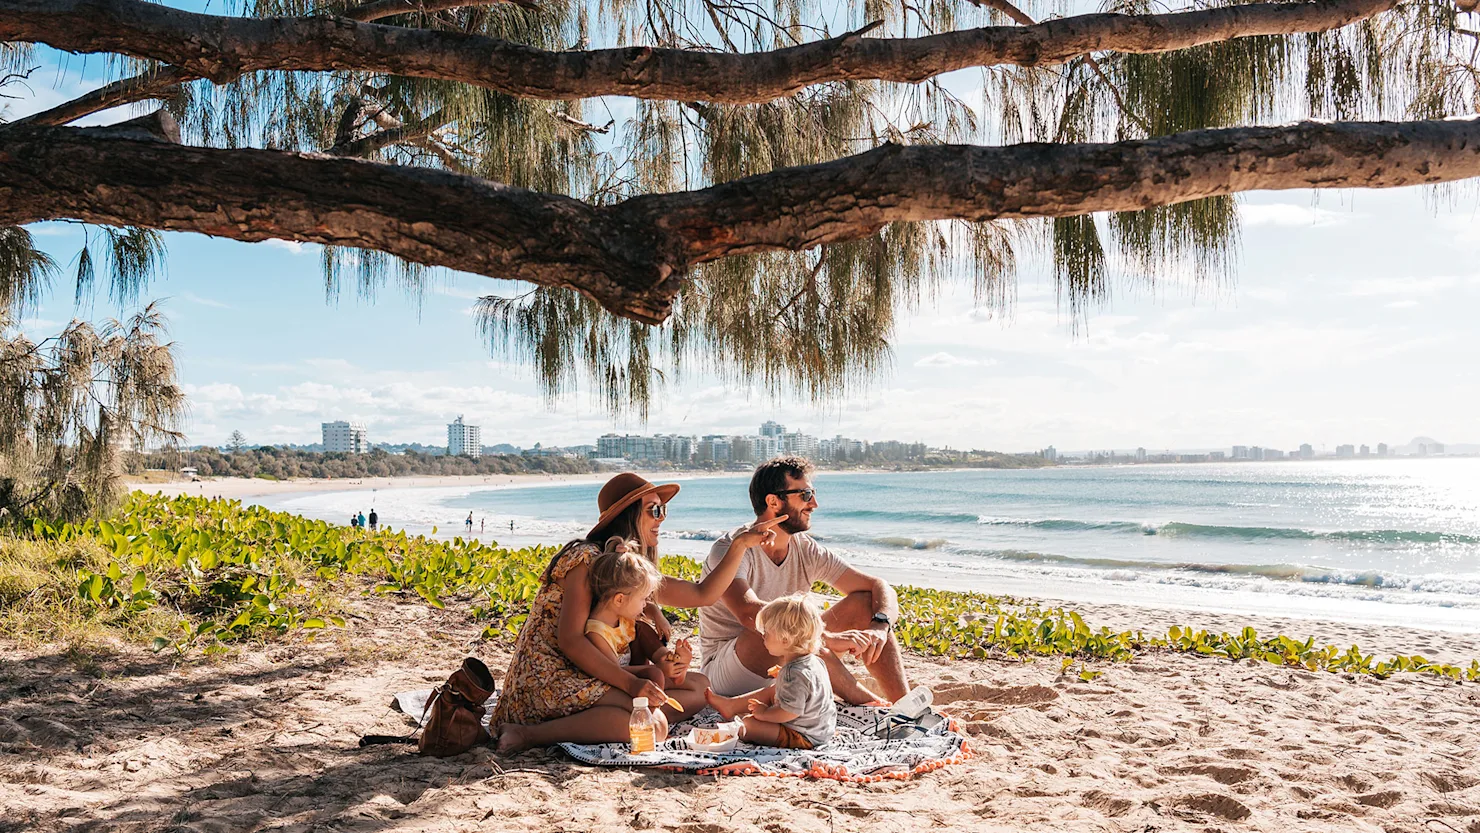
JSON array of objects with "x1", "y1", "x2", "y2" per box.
[{"x1": 259, "y1": 459, "x2": 1480, "y2": 631}]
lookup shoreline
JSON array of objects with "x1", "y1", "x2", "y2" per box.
[{"x1": 129, "y1": 475, "x2": 1480, "y2": 655}]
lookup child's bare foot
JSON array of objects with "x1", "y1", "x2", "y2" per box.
[
  {"x1": 704, "y1": 688, "x2": 745, "y2": 720},
  {"x1": 496, "y1": 723, "x2": 532, "y2": 754}
]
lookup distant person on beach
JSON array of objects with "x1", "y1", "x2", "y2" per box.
[
  {"x1": 368, "y1": 509, "x2": 378, "y2": 532},
  {"x1": 698, "y1": 456, "x2": 909, "y2": 705},
  {"x1": 357, "y1": 510, "x2": 366, "y2": 530},
  {"x1": 493, "y1": 473, "x2": 782, "y2": 752},
  {"x1": 349, "y1": 514, "x2": 358, "y2": 529},
  {"x1": 510, "y1": 520, "x2": 515, "y2": 532},
  {"x1": 466, "y1": 511, "x2": 474, "y2": 533},
  {"x1": 480, "y1": 518, "x2": 485, "y2": 533}
]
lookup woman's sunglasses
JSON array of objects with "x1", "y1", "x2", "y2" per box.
[
  {"x1": 646, "y1": 502, "x2": 667, "y2": 520},
  {"x1": 771, "y1": 488, "x2": 816, "y2": 502}
]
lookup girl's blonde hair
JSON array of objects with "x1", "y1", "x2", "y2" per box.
[
  {"x1": 756, "y1": 594, "x2": 823, "y2": 655},
  {"x1": 588, "y1": 548, "x2": 662, "y2": 606}
]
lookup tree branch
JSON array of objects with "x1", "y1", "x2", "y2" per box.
[
  {"x1": 340, "y1": 0, "x2": 537, "y2": 23},
  {"x1": 327, "y1": 106, "x2": 449, "y2": 156},
  {"x1": 0, "y1": 0, "x2": 1402, "y2": 105},
  {"x1": 4, "y1": 113, "x2": 1479, "y2": 323},
  {"x1": 13, "y1": 65, "x2": 192, "y2": 127}
]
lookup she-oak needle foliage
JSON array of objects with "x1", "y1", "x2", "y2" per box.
[
  {"x1": 0, "y1": 300, "x2": 186, "y2": 525},
  {"x1": 6, "y1": 493, "x2": 1477, "y2": 683},
  {"x1": 6, "y1": 0, "x2": 1480, "y2": 412}
]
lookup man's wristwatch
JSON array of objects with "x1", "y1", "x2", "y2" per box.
[{"x1": 870, "y1": 612, "x2": 893, "y2": 629}]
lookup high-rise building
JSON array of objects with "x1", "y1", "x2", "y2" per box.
[
  {"x1": 322, "y1": 420, "x2": 368, "y2": 454},
  {"x1": 1298, "y1": 443, "x2": 1314, "y2": 459},
  {"x1": 1377, "y1": 443, "x2": 1389, "y2": 456},
  {"x1": 1359, "y1": 444, "x2": 1370, "y2": 457},
  {"x1": 781, "y1": 431, "x2": 819, "y2": 458},
  {"x1": 759, "y1": 421, "x2": 786, "y2": 438},
  {"x1": 448, "y1": 416, "x2": 482, "y2": 459},
  {"x1": 1135, "y1": 447, "x2": 1147, "y2": 462},
  {"x1": 1041, "y1": 446, "x2": 1058, "y2": 461},
  {"x1": 1232, "y1": 445, "x2": 1249, "y2": 460},
  {"x1": 1335, "y1": 444, "x2": 1355, "y2": 458}
]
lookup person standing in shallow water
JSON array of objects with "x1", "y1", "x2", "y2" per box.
[
  {"x1": 368, "y1": 508, "x2": 378, "y2": 532},
  {"x1": 466, "y1": 511, "x2": 474, "y2": 533}
]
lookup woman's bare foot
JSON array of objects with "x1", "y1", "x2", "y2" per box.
[
  {"x1": 704, "y1": 688, "x2": 746, "y2": 720},
  {"x1": 496, "y1": 723, "x2": 532, "y2": 754}
]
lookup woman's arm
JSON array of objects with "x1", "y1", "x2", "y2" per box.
[
  {"x1": 654, "y1": 517, "x2": 787, "y2": 608},
  {"x1": 556, "y1": 563, "x2": 665, "y2": 701},
  {"x1": 586, "y1": 632, "x2": 620, "y2": 663}
]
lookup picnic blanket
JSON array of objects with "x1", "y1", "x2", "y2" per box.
[{"x1": 391, "y1": 688, "x2": 971, "y2": 782}]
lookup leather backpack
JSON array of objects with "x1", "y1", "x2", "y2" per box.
[{"x1": 418, "y1": 657, "x2": 496, "y2": 757}]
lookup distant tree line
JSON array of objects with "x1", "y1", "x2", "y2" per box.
[{"x1": 137, "y1": 447, "x2": 593, "y2": 480}]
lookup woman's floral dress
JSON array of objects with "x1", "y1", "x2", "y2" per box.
[{"x1": 491, "y1": 542, "x2": 612, "y2": 725}]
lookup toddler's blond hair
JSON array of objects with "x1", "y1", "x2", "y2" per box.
[
  {"x1": 756, "y1": 594, "x2": 823, "y2": 655},
  {"x1": 588, "y1": 548, "x2": 662, "y2": 606}
]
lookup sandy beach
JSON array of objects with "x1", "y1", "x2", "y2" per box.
[
  {"x1": 22, "y1": 474, "x2": 1463, "y2": 831},
  {"x1": 4, "y1": 584, "x2": 1478, "y2": 833}
]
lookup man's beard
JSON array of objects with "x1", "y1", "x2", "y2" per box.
[{"x1": 780, "y1": 512, "x2": 810, "y2": 534}]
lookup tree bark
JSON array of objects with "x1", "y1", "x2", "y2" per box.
[
  {"x1": 0, "y1": 0, "x2": 1400, "y2": 105},
  {"x1": 3, "y1": 114, "x2": 1477, "y2": 322}
]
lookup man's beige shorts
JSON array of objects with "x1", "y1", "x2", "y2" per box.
[{"x1": 700, "y1": 638, "x2": 772, "y2": 697}]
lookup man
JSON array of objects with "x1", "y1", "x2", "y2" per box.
[
  {"x1": 368, "y1": 508, "x2": 378, "y2": 532},
  {"x1": 698, "y1": 457, "x2": 909, "y2": 704}
]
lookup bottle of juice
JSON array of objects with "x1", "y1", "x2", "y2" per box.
[{"x1": 629, "y1": 697, "x2": 656, "y2": 754}]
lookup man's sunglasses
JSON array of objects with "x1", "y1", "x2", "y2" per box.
[
  {"x1": 646, "y1": 502, "x2": 667, "y2": 519},
  {"x1": 771, "y1": 488, "x2": 816, "y2": 502}
]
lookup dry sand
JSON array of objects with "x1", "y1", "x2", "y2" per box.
[{"x1": 4, "y1": 589, "x2": 1479, "y2": 833}]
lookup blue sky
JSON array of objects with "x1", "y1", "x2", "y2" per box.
[{"x1": 6, "y1": 24, "x2": 1479, "y2": 454}]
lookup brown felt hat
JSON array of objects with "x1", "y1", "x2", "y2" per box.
[{"x1": 588, "y1": 472, "x2": 680, "y2": 538}]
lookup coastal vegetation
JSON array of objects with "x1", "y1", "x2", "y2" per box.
[
  {"x1": 0, "y1": 302, "x2": 184, "y2": 525},
  {"x1": 5, "y1": 493, "x2": 1475, "y2": 683},
  {"x1": 137, "y1": 446, "x2": 594, "y2": 481}
]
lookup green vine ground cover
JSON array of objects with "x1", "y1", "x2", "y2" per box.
[{"x1": 4, "y1": 493, "x2": 1476, "y2": 682}]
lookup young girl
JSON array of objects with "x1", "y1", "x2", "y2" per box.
[
  {"x1": 586, "y1": 542, "x2": 710, "y2": 721},
  {"x1": 704, "y1": 595, "x2": 837, "y2": 749}
]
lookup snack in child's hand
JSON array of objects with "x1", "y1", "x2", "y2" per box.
[
  {"x1": 664, "y1": 696, "x2": 683, "y2": 711},
  {"x1": 767, "y1": 665, "x2": 780, "y2": 678}
]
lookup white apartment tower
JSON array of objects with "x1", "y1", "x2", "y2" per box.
[
  {"x1": 448, "y1": 416, "x2": 482, "y2": 459},
  {"x1": 322, "y1": 421, "x2": 368, "y2": 454}
]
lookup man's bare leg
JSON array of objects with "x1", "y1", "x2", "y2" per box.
[
  {"x1": 821, "y1": 590, "x2": 910, "y2": 702},
  {"x1": 731, "y1": 628, "x2": 880, "y2": 705}
]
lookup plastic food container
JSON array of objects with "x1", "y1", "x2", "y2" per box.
[{"x1": 685, "y1": 722, "x2": 741, "y2": 753}]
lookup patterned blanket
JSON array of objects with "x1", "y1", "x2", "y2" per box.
[{"x1": 391, "y1": 689, "x2": 971, "y2": 782}]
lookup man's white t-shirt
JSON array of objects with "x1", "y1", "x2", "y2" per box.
[{"x1": 697, "y1": 528, "x2": 849, "y2": 664}]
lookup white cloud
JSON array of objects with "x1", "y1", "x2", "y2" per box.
[
  {"x1": 263, "y1": 239, "x2": 311, "y2": 255},
  {"x1": 914, "y1": 351, "x2": 994, "y2": 367},
  {"x1": 1385, "y1": 300, "x2": 1420, "y2": 309},
  {"x1": 1239, "y1": 203, "x2": 1352, "y2": 228},
  {"x1": 180, "y1": 292, "x2": 230, "y2": 309},
  {"x1": 1346, "y1": 276, "x2": 1462, "y2": 297}
]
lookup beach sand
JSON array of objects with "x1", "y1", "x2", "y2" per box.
[{"x1": 4, "y1": 588, "x2": 1478, "y2": 833}]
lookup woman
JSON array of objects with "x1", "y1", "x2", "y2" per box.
[{"x1": 493, "y1": 472, "x2": 783, "y2": 752}]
